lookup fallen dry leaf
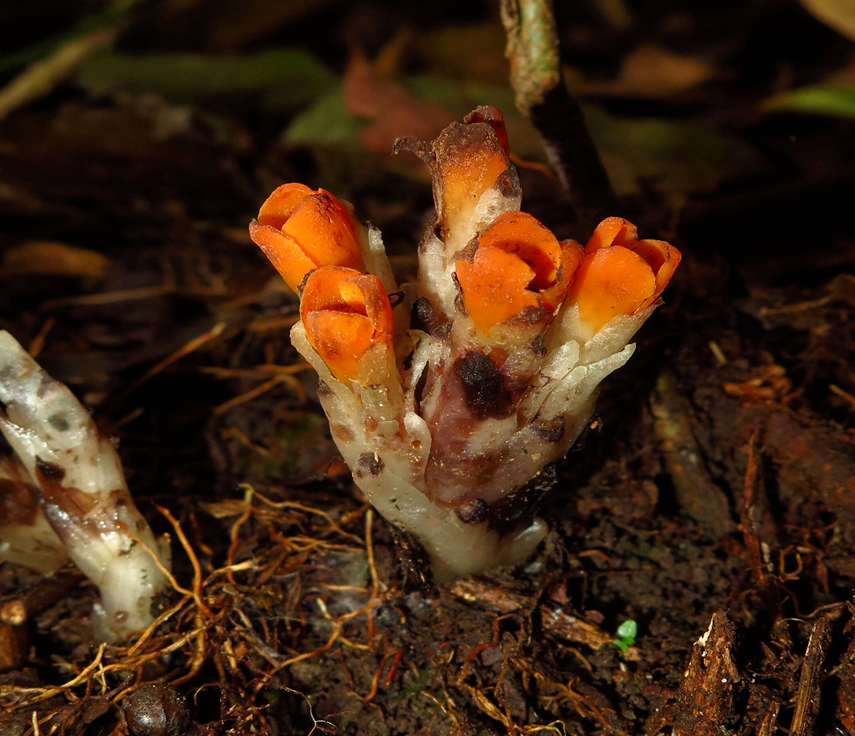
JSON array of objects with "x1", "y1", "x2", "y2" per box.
[
  {"x1": 343, "y1": 52, "x2": 454, "y2": 157},
  {"x1": 566, "y1": 43, "x2": 717, "y2": 99},
  {"x1": 799, "y1": 0, "x2": 855, "y2": 42},
  {"x1": 1, "y1": 240, "x2": 111, "y2": 280}
]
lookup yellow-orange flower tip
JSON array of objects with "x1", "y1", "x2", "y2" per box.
[
  {"x1": 396, "y1": 109, "x2": 518, "y2": 238},
  {"x1": 570, "y1": 218, "x2": 681, "y2": 334},
  {"x1": 249, "y1": 183, "x2": 364, "y2": 291},
  {"x1": 455, "y1": 212, "x2": 583, "y2": 332},
  {"x1": 300, "y1": 266, "x2": 394, "y2": 382},
  {"x1": 462, "y1": 105, "x2": 510, "y2": 156}
]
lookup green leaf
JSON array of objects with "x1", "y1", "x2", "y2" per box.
[
  {"x1": 283, "y1": 89, "x2": 364, "y2": 147},
  {"x1": 585, "y1": 106, "x2": 766, "y2": 196},
  {"x1": 76, "y1": 48, "x2": 336, "y2": 113},
  {"x1": 764, "y1": 85, "x2": 855, "y2": 119},
  {"x1": 0, "y1": 0, "x2": 149, "y2": 75},
  {"x1": 613, "y1": 619, "x2": 638, "y2": 653},
  {"x1": 616, "y1": 619, "x2": 638, "y2": 640}
]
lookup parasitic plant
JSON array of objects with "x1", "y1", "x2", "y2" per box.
[
  {"x1": 249, "y1": 107, "x2": 680, "y2": 579},
  {"x1": 0, "y1": 331, "x2": 171, "y2": 641}
]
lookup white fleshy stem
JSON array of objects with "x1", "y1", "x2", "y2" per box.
[
  {"x1": 290, "y1": 314, "x2": 639, "y2": 578},
  {"x1": 0, "y1": 331, "x2": 171, "y2": 641}
]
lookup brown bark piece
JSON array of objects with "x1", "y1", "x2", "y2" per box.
[
  {"x1": 449, "y1": 579, "x2": 614, "y2": 650},
  {"x1": 651, "y1": 371, "x2": 735, "y2": 538},
  {"x1": 672, "y1": 611, "x2": 739, "y2": 736},
  {"x1": 837, "y1": 636, "x2": 855, "y2": 735},
  {"x1": 791, "y1": 613, "x2": 835, "y2": 736}
]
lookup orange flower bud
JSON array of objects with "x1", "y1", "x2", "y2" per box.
[
  {"x1": 455, "y1": 212, "x2": 583, "y2": 331},
  {"x1": 249, "y1": 183, "x2": 364, "y2": 291},
  {"x1": 431, "y1": 111, "x2": 514, "y2": 238},
  {"x1": 570, "y1": 217, "x2": 681, "y2": 333},
  {"x1": 300, "y1": 267, "x2": 393, "y2": 381}
]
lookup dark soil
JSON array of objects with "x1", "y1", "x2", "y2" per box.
[{"x1": 0, "y1": 1, "x2": 854, "y2": 734}]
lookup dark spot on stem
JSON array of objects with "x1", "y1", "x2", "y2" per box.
[
  {"x1": 506, "y1": 305, "x2": 549, "y2": 327},
  {"x1": 456, "y1": 498, "x2": 488, "y2": 524},
  {"x1": 36, "y1": 374, "x2": 58, "y2": 399},
  {"x1": 487, "y1": 464, "x2": 557, "y2": 537},
  {"x1": 532, "y1": 415, "x2": 565, "y2": 443},
  {"x1": 454, "y1": 352, "x2": 513, "y2": 420},
  {"x1": 35, "y1": 457, "x2": 65, "y2": 481},
  {"x1": 356, "y1": 452, "x2": 384, "y2": 478},
  {"x1": 412, "y1": 297, "x2": 447, "y2": 335},
  {"x1": 47, "y1": 414, "x2": 70, "y2": 432}
]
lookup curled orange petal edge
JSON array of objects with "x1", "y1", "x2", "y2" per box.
[
  {"x1": 455, "y1": 212, "x2": 583, "y2": 331},
  {"x1": 571, "y1": 218, "x2": 681, "y2": 333},
  {"x1": 249, "y1": 183, "x2": 364, "y2": 291},
  {"x1": 300, "y1": 266, "x2": 393, "y2": 382}
]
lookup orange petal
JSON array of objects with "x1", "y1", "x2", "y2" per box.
[
  {"x1": 434, "y1": 123, "x2": 511, "y2": 231},
  {"x1": 257, "y1": 183, "x2": 315, "y2": 230},
  {"x1": 455, "y1": 247, "x2": 539, "y2": 331},
  {"x1": 630, "y1": 239, "x2": 681, "y2": 304},
  {"x1": 474, "y1": 212, "x2": 584, "y2": 312},
  {"x1": 251, "y1": 184, "x2": 364, "y2": 291},
  {"x1": 282, "y1": 192, "x2": 363, "y2": 273},
  {"x1": 570, "y1": 247, "x2": 656, "y2": 333},
  {"x1": 304, "y1": 311, "x2": 376, "y2": 381},
  {"x1": 585, "y1": 218, "x2": 681, "y2": 308},
  {"x1": 478, "y1": 212, "x2": 562, "y2": 290},
  {"x1": 248, "y1": 221, "x2": 317, "y2": 291},
  {"x1": 584, "y1": 217, "x2": 639, "y2": 253},
  {"x1": 542, "y1": 240, "x2": 584, "y2": 311},
  {"x1": 301, "y1": 267, "x2": 393, "y2": 380}
]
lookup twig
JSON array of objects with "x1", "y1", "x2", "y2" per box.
[
  {"x1": 757, "y1": 701, "x2": 780, "y2": 736},
  {"x1": 501, "y1": 0, "x2": 616, "y2": 232},
  {"x1": 27, "y1": 318, "x2": 55, "y2": 359},
  {"x1": 119, "y1": 320, "x2": 226, "y2": 400},
  {"x1": 214, "y1": 374, "x2": 301, "y2": 416},
  {"x1": 791, "y1": 613, "x2": 836, "y2": 736},
  {"x1": 0, "y1": 27, "x2": 117, "y2": 122},
  {"x1": 739, "y1": 430, "x2": 779, "y2": 616}
]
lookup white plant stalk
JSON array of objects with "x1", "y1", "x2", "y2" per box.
[
  {"x1": 0, "y1": 331, "x2": 171, "y2": 641},
  {"x1": 249, "y1": 106, "x2": 681, "y2": 579}
]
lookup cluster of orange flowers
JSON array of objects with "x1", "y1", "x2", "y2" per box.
[
  {"x1": 250, "y1": 157, "x2": 679, "y2": 383},
  {"x1": 247, "y1": 107, "x2": 681, "y2": 575}
]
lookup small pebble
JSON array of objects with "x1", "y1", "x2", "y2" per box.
[{"x1": 125, "y1": 683, "x2": 189, "y2": 736}]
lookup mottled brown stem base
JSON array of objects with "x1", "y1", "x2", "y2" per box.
[{"x1": 501, "y1": 0, "x2": 617, "y2": 233}]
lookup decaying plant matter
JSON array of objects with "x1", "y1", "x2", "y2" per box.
[
  {"x1": 249, "y1": 106, "x2": 681, "y2": 578},
  {"x1": 0, "y1": 331, "x2": 171, "y2": 641}
]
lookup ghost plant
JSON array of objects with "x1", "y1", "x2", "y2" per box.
[
  {"x1": 249, "y1": 106, "x2": 681, "y2": 579},
  {"x1": 0, "y1": 332, "x2": 171, "y2": 641}
]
